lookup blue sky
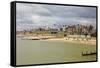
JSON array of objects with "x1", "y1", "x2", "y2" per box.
[{"x1": 16, "y1": 3, "x2": 96, "y2": 31}]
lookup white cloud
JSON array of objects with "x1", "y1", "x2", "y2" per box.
[{"x1": 16, "y1": 3, "x2": 96, "y2": 31}]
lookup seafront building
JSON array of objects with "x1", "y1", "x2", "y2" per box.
[{"x1": 16, "y1": 24, "x2": 96, "y2": 38}]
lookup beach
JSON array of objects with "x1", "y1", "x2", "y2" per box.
[
  {"x1": 42, "y1": 37, "x2": 96, "y2": 45},
  {"x1": 18, "y1": 34, "x2": 96, "y2": 45},
  {"x1": 49, "y1": 38, "x2": 95, "y2": 45}
]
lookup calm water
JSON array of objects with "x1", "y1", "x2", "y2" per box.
[{"x1": 16, "y1": 37, "x2": 96, "y2": 65}]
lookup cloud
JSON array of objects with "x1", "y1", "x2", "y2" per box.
[{"x1": 16, "y1": 3, "x2": 96, "y2": 31}]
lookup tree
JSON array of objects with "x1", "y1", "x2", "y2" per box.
[
  {"x1": 88, "y1": 25, "x2": 93, "y2": 33},
  {"x1": 91, "y1": 32, "x2": 96, "y2": 37}
]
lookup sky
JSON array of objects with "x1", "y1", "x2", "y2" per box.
[{"x1": 16, "y1": 3, "x2": 96, "y2": 31}]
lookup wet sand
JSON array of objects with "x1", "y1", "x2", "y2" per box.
[
  {"x1": 43, "y1": 38, "x2": 96, "y2": 45},
  {"x1": 17, "y1": 35, "x2": 96, "y2": 45}
]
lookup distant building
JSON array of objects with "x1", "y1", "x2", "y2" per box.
[{"x1": 50, "y1": 29, "x2": 58, "y2": 34}]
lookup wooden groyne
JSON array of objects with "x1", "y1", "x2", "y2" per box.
[{"x1": 82, "y1": 51, "x2": 97, "y2": 56}]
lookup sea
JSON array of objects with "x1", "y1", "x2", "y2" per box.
[{"x1": 16, "y1": 37, "x2": 96, "y2": 65}]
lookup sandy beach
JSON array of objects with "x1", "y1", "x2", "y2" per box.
[
  {"x1": 20, "y1": 35, "x2": 96, "y2": 45},
  {"x1": 45, "y1": 37, "x2": 96, "y2": 45}
]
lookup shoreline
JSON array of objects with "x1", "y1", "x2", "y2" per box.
[
  {"x1": 17, "y1": 35, "x2": 96, "y2": 45},
  {"x1": 45, "y1": 38, "x2": 96, "y2": 45}
]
